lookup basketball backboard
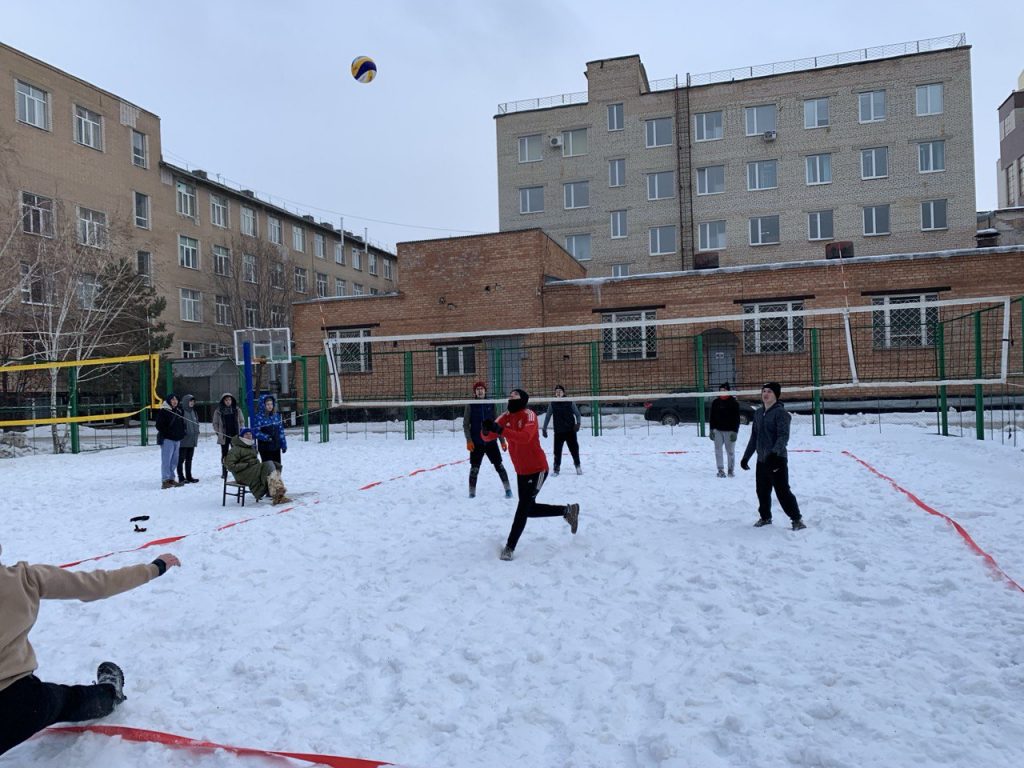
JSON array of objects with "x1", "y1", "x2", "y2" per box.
[{"x1": 233, "y1": 327, "x2": 292, "y2": 365}]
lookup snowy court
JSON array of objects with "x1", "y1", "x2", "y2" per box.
[{"x1": 3, "y1": 414, "x2": 1023, "y2": 768}]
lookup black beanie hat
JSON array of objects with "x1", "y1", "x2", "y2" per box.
[
  {"x1": 512, "y1": 388, "x2": 529, "y2": 405},
  {"x1": 762, "y1": 381, "x2": 781, "y2": 398}
]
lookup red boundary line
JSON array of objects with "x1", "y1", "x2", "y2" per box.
[
  {"x1": 842, "y1": 450, "x2": 1024, "y2": 593},
  {"x1": 47, "y1": 725, "x2": 390, "y2": 768}
]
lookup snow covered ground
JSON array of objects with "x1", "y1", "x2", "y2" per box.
[{"x1": 3, "y1": 414, "x2": 1023, "y2": 768}]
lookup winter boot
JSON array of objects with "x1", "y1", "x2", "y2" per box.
[
  {"x1": 792, "y1": 519, "x2": 807, "y2": 531},
  {"x1": 717, "y1": 470, "x2": 727, "y2": 478},
  {"x1": 267, "y1": 471, "x2": 288, "y2": 505},
  {"x1": 505, "y1": 489, "x2": 513, "y2": 499},
  {"x1": 187, "y1": 477, "x2": 200, "y2": 483},
  {"x1": 575, "y1": 466, "x2": 583, "y2": 475},
  {"x1": 161, "y1": 480, "x2": 174, "y2": 490},
  {"x1": 564, "y1": 503, "x2": 580, "y2": 534},
  {"x1": 553, "y1": 467, "x2": 560, "y2": 476},
  {"x1": 728, "y1": 469, "x2": 735, "y2": 478},
  {"x1": 469, "y1": 467, "x2": 479, "y2": 499},
  {"x1": 499, "y1": 546, "x2": 514, "y2": 561},
  {"x1": 97, "y1": 661, "x2": 126, "y2": 704},
  {"x1": 753, "y1": 518, "x2": 772, "y2": 528}
]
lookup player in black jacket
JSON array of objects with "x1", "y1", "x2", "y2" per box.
[
  {"x1": 708, "y1": 382, "x2": 740, "y2": 477},
  {"x1": 541, "y1": 384, "x2": 583, "y2": 476}
]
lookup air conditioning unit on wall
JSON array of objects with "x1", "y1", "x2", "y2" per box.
[
  {"x1": 549, "y1": 135, "x2": 563, "y2": 148},
  {"x1": 762, "y1": 130, "x2": 777, "y2": 141}
]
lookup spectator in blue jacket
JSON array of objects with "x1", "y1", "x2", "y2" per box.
[{"x1": 252, "y1": 394, "x2": 287, "y2": 469}]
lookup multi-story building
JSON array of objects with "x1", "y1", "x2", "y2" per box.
[
  {"x1": 495, "y1": 34, "x2": 975, "y2": 276},
  {"x1": 997, "y1": 70, "x2": 1024, "y2": 209},
  {"x1": 0, "y1": 41, "x2": 397, "y2": 361}
]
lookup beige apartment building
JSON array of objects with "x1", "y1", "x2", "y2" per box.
[
  {"x1": 495, "y1": 34, "x2": 976, "y2": 277},
  {"x1": 0, "y1": 41, "x2": 397, "y2": 361}
]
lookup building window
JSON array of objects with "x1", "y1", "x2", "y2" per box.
[
  {"x1": 335, "y1": 278, "x2": 347, "y2": 297},
  {"x1": 743, "y1": 301, "x2": 805, "y2": 354},
  {"x1": 176, "y1": 180, "x2": 197, "y2": 219},
  {"x1": 180, "y1": 288, "x2": 202, "y2": 322},
  {"x1": 745, "y1": 104, "x2": 777, "y2": 135},
  {"x1": 918, "y1": 140, "x2": 945, "y2": 173},
  {"x1": 646, "y1": 171, "x2": 675, "y2": 200},
  {"x1": 181, "y1": 342, "x2": 201, "y2": 359},
  {"x1": 436, "y1": 345, "x2": 476, "y2": 376},
  {"x1": 243, "y1": 253, "x2": 257, "y2": 283},
  {"x1": 242, "y1": 300, "x2": 258, "y2": 328},
  {"x1": 749, "y1": 215, "x2": 780, "y2": 245},
  {"x1": 565, "y1": 233, "x2": 592, "y2": 261},
  {"x1": 611, "y1": 263, "x2": 629, "y2": 278},
  {"x1": 292, "y1": 225, "x2": 305, "y2": 252},
  {"x1": 808, "y1": 210, "x2": 834, "y2": 241},
  {"x1": 916, "y1": 83, "x2": 943, "y2": 116},
  {"x1": 215, "y1": 295, "x2": 232, "y2": 326},
  {"x1": 698, "y1": 221, "x2": 726, "y2": 251},
  {"x1": 134, "y1": 192, "x2": 150, "y2": 229},
  {"x1": 178, "y1": 235, "x2": 199, "y2": 269},
  {"x1": 921, "y1": 199, "x2": 948, "y2": 230},
  {"x1": 609, "y1": 158, "x2": 625, "y2": 187},
  {"x1": 211, "y1": 195, "x2": 229, "y2": 228},
  {"x1": 270, "y1": 262, "x2": 284, "y2": 288},
  {"x1": 562, "y1": 128, "x2": 588, "y2": 156},
  {"x1": 76, "y1": 274, "x2": 101, "y2": 310},
  {"x1": 21, "y1": 192, "x2": 54, "y2": 237},
  {"x1": 334, "y1": 241, "x2": 345, "y2": 264},
  {"x1": 271, "y1": 305, "x2": 286, "y2": 326},
  {"x1": 861, "y1": 147, "x2": 889, "y2": 179},
  {"x1": 74, "y1": 106, "x2": 103, "y2": 150},
  {"x1": 803, "y1": 98, "x2": 829, "y2": 128},
  {"x1": 383, "y1": 259, "x2": 393, "y2": 281},
  {"x1": 352, "y1": 249, "x2": 362, "y2": 270},
  {"x1": 137, "y1": 251, "x2": 152, "y2": 285},
  {"x1": 863, "y1": 204, "x2": 891, "y2": 236},
  {"x1": 610, "y1": 210, "x2": 627, "y2": 239},
  {"x1": 858, "y1": 90, "x2": 886, "y2": 122},
  {"x1": 805, "y1": 154, "x2": 832, "y2": 185},
  {"x1": 519, "y1": 186, "x2": 544, "y2": 214},
  {"x1": 328, "y1": 328, "x2": 372, "y2": 373},
  {"x1": 314, "y1": 233, "x2": 326, "y2": 259},
  {"x1": 213, "y1": 245, "x2": 231, "y2": 276},
  {"x1": 694, "y1": 111, "x2": 723, "y2": 141},
  {"x1": 518, "y1": 134, "x2": 542, "y2": 163},
  {"x1": 77, "y1": 208, "x2": 107, "y2": 248},
  {"x1": 649, "y1": 225, "x2": 677, "y2": 255},
  {"x1": 268, "y1": 216, "x2": 282, "y2": 244},
  {"x1": 368, "y1": 253, "x2": 378, "y2": 275},
  {"x1": 294, "y1": 266, "x2": 308, "y2": 293},
  {"x1": 564, "y1": 180, "x2": 590, "y2": 209},
  {"x1": 353, "y1": 283, "x2": 364, "y2": 296},
  {"x1": 20, "y1": 262, "x2": 50, "y2": 304},
  {"x1": 131, "y1": 129, "x2": 148, "y2": 167},
  {"x1": 872, "y1": 294, "x2": 938, "y2": 349},
  {"x1": 747, "y1": 160, "x2": 778, "y2": 191},
  {"x1": 315, "y1": 271, "x2": 328, "y2": 297},
  {"x1": 645, "y1": 117, "x2": 672, "y2": 148},
  {"x1": 607, "y1": 103, "x2": 624, "y2": 131},
  {"x1": 602, "y1": 309, "x2": 657, "y2": 361},
  {"x1": 696, "y1": 165, "x2": 725, "y2": 195},
  {"x1": 16, "y1": 80, "x2": 50, "y2": 130},
  {"x1": 241, "y1": 206, "x2": 257, "y2": 237}
]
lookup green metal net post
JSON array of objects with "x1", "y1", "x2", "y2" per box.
[
  {"x1": 69, "y1": 366, "x2": 79, "y2": 454},
  {"x1": 810, "y1": 328, "x2": 823, "y2": 437},
  {"x1": 164, "y1": 361, "x2": 173, "y2": 399},
  {"x1": 934, "y1": 323, "x2": 948, "y2": 436},
  {"x1": 491, "y1": 348, "x2": 504, "y2": 396},
  {"x1": 589, "y1": 341, "x2": 602, "y2": 437},
  {"x1": 299, "y1": 356, "x2": 309, "y2": 442},
  {"x1": 318, "y1": 355, "x2": 330, "y2": 443},
  {"x1": 139, "y1": 360, "x2": 150, "y2": 446},
  {"x1": 404, "y1": 351, "x2": 415, "y2": 440},
  {"x1": 695, "y1": 335, "x2": 706, "y2": 436},
  {"x1": 973, "y1": 311, "x2": 984, "y2": 440}
]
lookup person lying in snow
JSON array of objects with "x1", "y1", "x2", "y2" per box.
[
  {"x1": 0, "y1": 542, "x2": 181, "y2": 757},
  {"x1": 223, "y1": 427, "x2": 289, "y2": 504}
]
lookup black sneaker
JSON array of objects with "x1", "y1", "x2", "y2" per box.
[
  {"x1": 553, "y1": 468, "x2": 560, "y2": 476},
  {"x1": 97, "y1": 661, "x2": 126, "y2": 704},
  {"x1": 753, "y1": 518, "x2": 772, "y2": 528},
  {"x1": 792, "y1": 519, "x2": 807, "y2": 531},
  {"x1": 564, "y1": 503, "x2": 580, "y2": 534},
  {"x1": 500, "y1": 546, "x2": 514, "y2": 561}
]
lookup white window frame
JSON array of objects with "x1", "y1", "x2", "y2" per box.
[
  {"x1": 180, "y1": 288, "x2": 202, "y2": 323},
  {"x1": 744, "y1": 104, "x2": 777, "y2": 136},
  {"x1": 807, "y1": 210, "x2": 834, "y2": 241},
  {"x1": 649, "y1": 225, "x2": 677, "y2": 256},
  {"x1": 565, "y1": 233, "x2": 592, "y2": 261},
  {"x1": 696, "y1": 165, "x2": 725, "y2": 196},
  {"x1": 131, "y1": 129, "x2": 148, "y2": 168},
  {"x1": 602, "y1": 309, "x2": 657, "y2": 361},
  {"x1": 137, "y1": 251, "x2": 152, "y2": 285},
  {"x1": 213, "y1": 245, "x2": 231, "y2": 276},
  {"x1": 352, "y1": 249, "x2": 362, "y2": 271},
  {"x1": 518, "y1": 134, "x2": 542, "y2": 163},
  {"x1": 243, "y1": 253, "x2": 257, "y2": 283},
  {"x1": 863, "y1": 204, "x2": 891, "y2": 236},
  {"x1": 918, "y1": 140, "x2": 945, "y2": 173},
  {"x1": 748, "y1": 215, "x2": 780, "y2": 246},
  {"x1": 519, "y1": 186, "x2": 544, "y2": 214},
  {"x1": 75, "y1": 273, "x2": 101, "y2": 310},
  {"x1": 328, "y1": 328, "x2": 373, "y2": 373},
  {"x1": 215, "y1": 295, "x2": 232, "y2": 326},
  {"x1": 270, "y1": 305, "x2": 287, "y2": 327},
  {"x1": 335, "y1": 278, "x2": 347, "y2": 297},
  {"x1": 314, "y1": 233, "x2": 326, "y2": 259},
  {"x1": 611, "y1": 264, "x2": 629, "y2": 278},
  {"x1": 353, "y1": 283, "x2": 364, "y2": 296},
  {"x1": 134, "y1": 192, "x2": 150, "y2": 229},
  {"x1": 244, "y1": 299, "x2": 259, "y2": 328},
  {"x1": 872, "y1": 294, "x2": 938, "y2": 349},
  {"x1": 294, "y1": 266, "x2": 308, "y2": 293},
  {"x1": 607, "y1": 103, "x2": 624, "y2": 131},
  {"x1": 176, "y1": 180, "x2": 197, "y2": 219},
  {"x1": 646, "y1": 171, "x2": 675, "y2": 200},
  {"x1": 698, "y1": 221, "x2": 726, "y2": 251},
  {"x1": 743, "y1": 301, "x2": 805, "y2": 354},
  {"x1": 921, "y1": 199, "x2": 948, "y2": 231},
  {"x1": 74, "y1": 105, "x2": 103, "y2": 150},
  {"x1": 861, "y1": 147, "x2": 888, "y2": 179},
  {"x1": 270, "y1": 262, "x2": 284, "y2": 288},
  {"x1": 564, "y1": 180, "x2": 590, "y2": 209},
  {"x1": 608, "y1": 158, "x2": 625, "y2": 187},
  {"x1": 804, "y1": 98, "x2": 829, "y2": 129},
  {"x1": 178, "y1": 235, "x2": 199, "y2": 269},
  {"x1": 694, "y1": 111, "x2": 723, "y2": 142},
  {"x1": 316, "y1": 271, "x2": 328, "y2": 297},
  {"x1": 21, "y1": 192, "x2": 54, "y2": 237},
  {"x1": 210, "y1": 195, "x2": 229, "y2": 228},
  {"x1": 77, "y1": 207, "x2": 108, "y2": 248},
  {"x1": 334, "y1": 241, "x2": 345, "y2": 264},
  {"x1": 16, "y1": 80, "x2": 50, "y2": 130},
  {"x1": 610, "y1": 210, "x2": 627, "y2": 239},
  {"x1": 292, "y1": 225, "x2": 305, "y2": 252},
  {"x1": 20, "y1": 262, "x2": 51, "y2": 305},
  {"x1": 858, "y1": 90, "x2": 886, "y2": 123},
  {"x1": 746, "y1": 160, "x2": 778, "y2": 191},
  {"x1": 436, "y1": 345, "x2": 477, "y2": 377},
  {"x1": 268, "y1": 216, "x2": 282, "y2": 244},
  {"x1": 562, "y1": 128, "x2": 588, "y2": 157},
  {"x1": 383, "y1": 259, "x2": 393, "y2": 281},
  {"x1": 645, "y1": 117, "x2": 672, "y2": 148},
  {"x1": 181, "y1": 342, "x2": 201, "y2": 359},
  {"x1": 805, "y1": 154, "x2": 832, "y2": 185},
  {"x1": 916, "y1": 83, "x2": 943, "y2": 116},
  {"x1": 241, "y1": 206, "x2": 257, "y2": 237},
  {"x1": 368, "y1": 253, "x2": 378, "y2": 275}
]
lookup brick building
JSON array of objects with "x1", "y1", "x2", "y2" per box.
[
  {"x1": 997, "y1": 69, "x2": 1024, "y2": 208},
  {"x1": 495, "y1": 35, "x2": 975, "y2": 277}
]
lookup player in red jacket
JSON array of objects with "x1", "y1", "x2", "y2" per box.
[{"x1": 482, "y1": 388, "x2": 580, "y2": 561}]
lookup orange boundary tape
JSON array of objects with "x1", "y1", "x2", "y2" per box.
[
  {"x1": 843, "y1": 450, "x2": 1024, "y2": 593},
  {"x1": 47, "y1": 725, "x2": 391, "y2": 767}
]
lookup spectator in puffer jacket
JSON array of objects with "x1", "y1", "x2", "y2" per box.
[
  {"x1": 176, "y1": 394, "x2": 201, "y2": 484},
  {"x1": 154, "y1": 393, "x2": 185, "y2": 489},
  {"x1": 252, "y1": 394, "x2": 287, "y2": 469},
  {"x1": 708, "y1": 382, "x2": 740, "y2": 478},
  {"x1": 212, "y1": 392, "x2": 241, "y2": 479}
]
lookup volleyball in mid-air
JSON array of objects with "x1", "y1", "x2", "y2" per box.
[{"x1": 351, "y1": 56, "x2": 377, "y2": 84}]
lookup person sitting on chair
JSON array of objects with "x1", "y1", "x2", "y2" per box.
[{"x1": 223, "y1": 428, "x2": 288, "y2": 505}]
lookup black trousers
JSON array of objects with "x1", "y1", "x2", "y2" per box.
[
  {"x1": 755, "y1": 458, "x2": 802, "y2": 522},
  {"x1": 552, "y1": 430, "x2": 580, "y2": 470},
  {"x1": 220, "y1": 442, "x2": 230, "y2": 478},
  {"x1": 506, "y1": 471, "x2": 566, "y2": 551},
  {"x1": 258, "y1": 444, "x2": 282, "y2": 468},
  {"x1": 0, "y1": 674, "x2": 117, "y2": 756},
  {"x1": 176, "y1": 446, "x2": 195, "y2": 481}
]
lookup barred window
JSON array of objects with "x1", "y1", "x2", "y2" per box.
[
  {"x1": 602, "y1": 310, "x2": 657, "y2": 361},
  {"x1": 743, "y1": 301, "x2": 805, "y2": 354},
  {"x1": 871, "y1": 294, "x2": 938, "y2": 349},
  {"x1": 328, "y1": 328, "x2": 373, "y2": 373}
]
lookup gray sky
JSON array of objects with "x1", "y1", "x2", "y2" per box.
[{"x1": 2, "y1": 0, "x2": 1019, "y2": 252}]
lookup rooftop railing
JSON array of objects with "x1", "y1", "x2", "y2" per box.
[{"x1": 497, "y1": 33, "x2": 966, "y2": 114}]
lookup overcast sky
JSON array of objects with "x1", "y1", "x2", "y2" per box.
[{"x1": 2, "y1": 0, "x2": 1019, "y2": 252}]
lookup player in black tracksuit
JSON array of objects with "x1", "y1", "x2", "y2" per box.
[
  {"x1": 462, "y1": 381, "x2": 512, "y2": 498},
  {"x1": 541, "y1": 384, "x2": 583, "y2": 475}
]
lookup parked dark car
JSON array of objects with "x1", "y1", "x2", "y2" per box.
[{"x1": 643, "y1": 394, "x2": 756, "y2": 427}]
